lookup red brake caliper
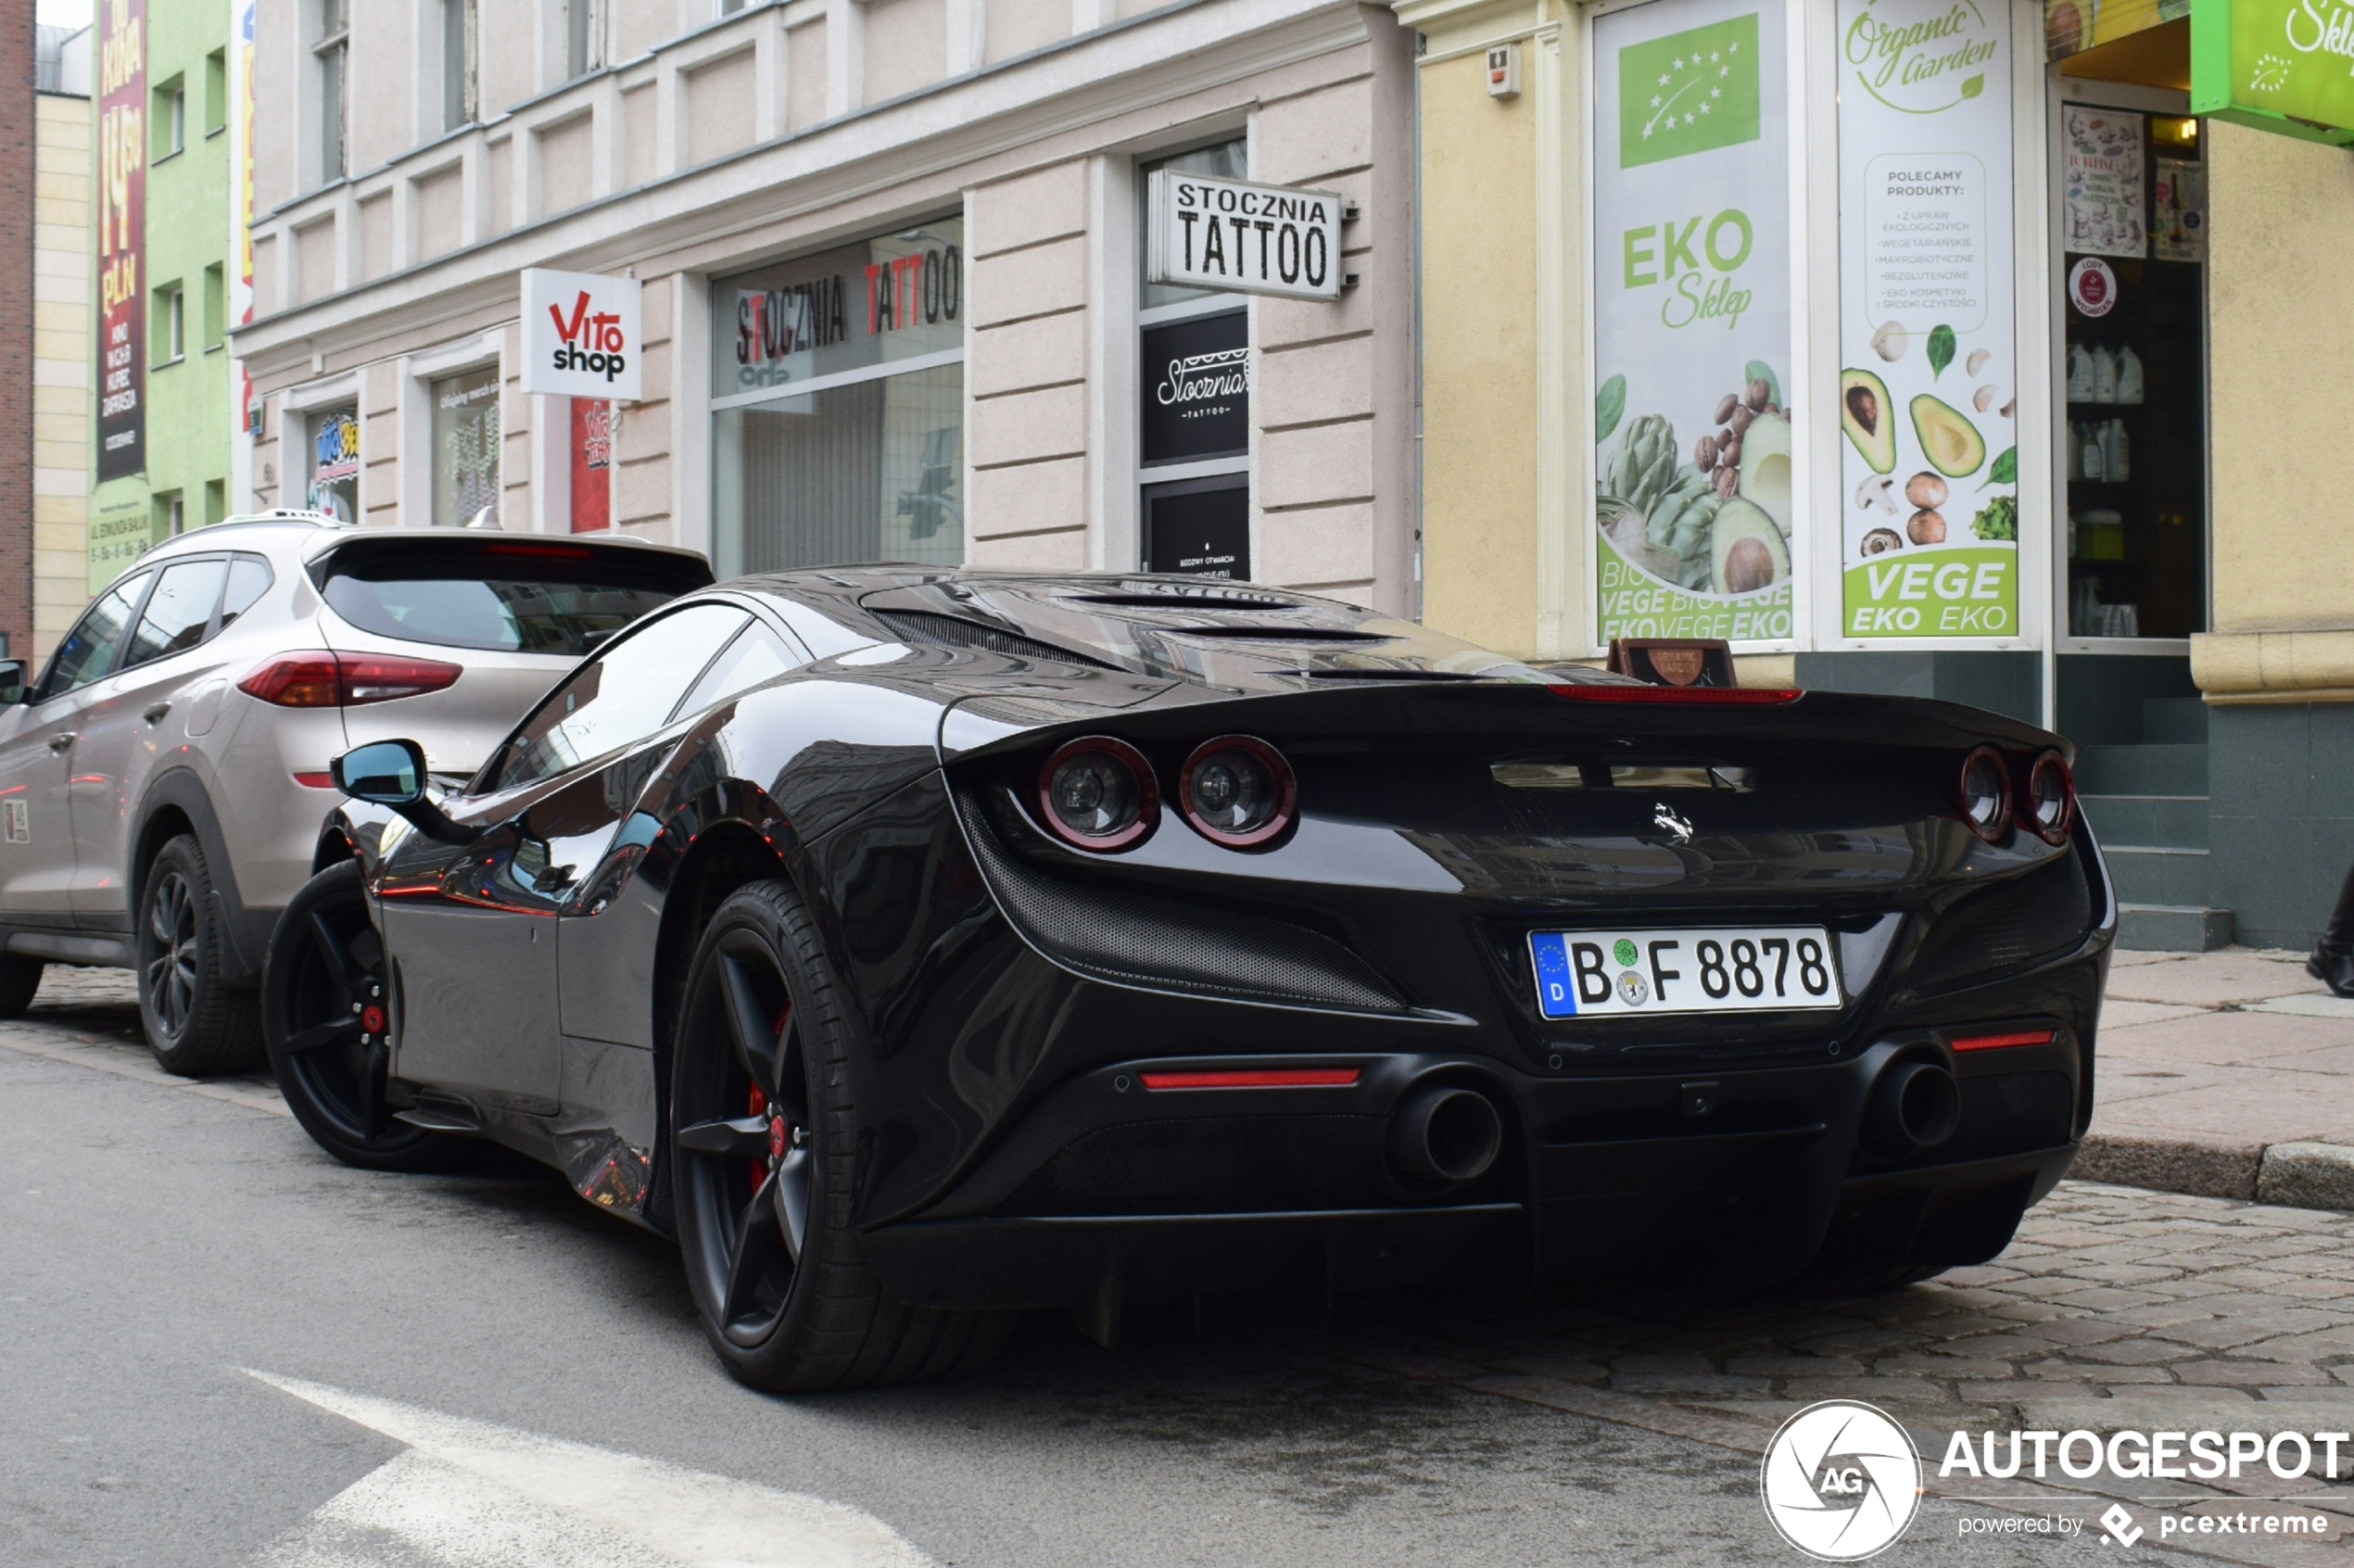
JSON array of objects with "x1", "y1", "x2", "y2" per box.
[{"x1": 747, "y1": 1083, "x2": 769, "y2": 1196}]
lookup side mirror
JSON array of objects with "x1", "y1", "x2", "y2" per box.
[
  {"x1": 330, "y1": 739, "x2": 479, "y2": 845},
  {"x1": 0, "y1": 660, "x2": 27, "y2": 705},
  {"x1": 332, "y1": 740, "x2": 426, "y2": 803}
]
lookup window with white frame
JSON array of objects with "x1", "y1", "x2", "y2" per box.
[
  {"x1": 1136, "y1": 139, "x2": 1251, "y2": 579},
  {"x1": 443, "y1": 0, "x2": 478, "y2": 131},
  {"x1": 711, "y1": 218, "x2": 967, "y2": 575},
  {"x1": 566, "y1": 0, "x2": 603, "y2": 81},
  {"x1": 316, "y1": 0, "x2": 348, "y2": 183},
  {"x1": 431, "y1": 366, "x2": 503, "y2": 527}
]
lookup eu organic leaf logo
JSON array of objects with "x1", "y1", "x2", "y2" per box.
[{"x1": 1618, "y1": 12, "x2": 1764, "y2": 169}]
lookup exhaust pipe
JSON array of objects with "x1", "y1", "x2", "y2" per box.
[
  {"x1": 1864, "y1": 1058, "x2": 1962, "y2": 1157},
  {"x1": 1389, "y1": 1085, "x2": 1503, "y2": 1185}
]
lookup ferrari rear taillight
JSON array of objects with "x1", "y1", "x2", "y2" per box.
[
  {"x1": 238, "y1": 651, "x2": 463, "y2": 708},
  {"x1": 1178, "y1": 735, "x2": 1297, "y2": 850},
  {"x1": 1036, "y1": 736, "x2": 1158, "y2": 852},
  {"x1": 2020, "y1": 751, "x2": 2076, "y2": 845},
  {"x1": 1955, "y1": 745, "x2": 2011, "y2": 843}
]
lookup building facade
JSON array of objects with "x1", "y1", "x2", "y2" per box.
[
  {"x1": 89, "y1": 0, "x2": 245, "y2": 589},
  {"x1": 234, "y1": 0, "x2": 1417, "y2": 611},
  {"x1": 1399, "y1": 0, "x2": 2354, "y2": 951},
  {"x1": 33, "y1": 27, "x2": 93, "y2": 662}
]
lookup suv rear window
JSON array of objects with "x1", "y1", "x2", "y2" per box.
[{"x1": 314, "y1": 539, "x2": 713, "y2": 656}]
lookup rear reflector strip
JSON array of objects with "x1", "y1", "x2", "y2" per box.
[
  {"x1": 292, "y1": 772, "x2": 336, "y2": 790},
  {"x1": 1549, "y1": 685, "x2": 1802, "y2": 705},
  {"x1": 1139, "y1": 1069, "x2": 1361, "y2": 1091},
  {"x1": 1951, "y1": 1030, "x2": 2057, "y2": 1053}
]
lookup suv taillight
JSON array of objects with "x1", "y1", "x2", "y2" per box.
[{"x1": 238, "y1": 651, "x2": 462, "y2": 708}]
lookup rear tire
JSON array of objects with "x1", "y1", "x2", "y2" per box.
[
  {"x1": 0, "y1": 955, "x2": 43, "y2": 1018},
  {"x1": 263, "y1": 860, "x2": 459, "y2": 1172},
  {"x1": 670, "y1": 879, "x2": 1009, "y2": 1392},
  {"x1": 136, "y1": 834, "x2": 261, "y2": 1076}
]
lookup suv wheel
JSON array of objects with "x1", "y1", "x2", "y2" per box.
[
  {"x1": 0, "y1": 955, "x2": 42, "y2": 1018},
  {"x1": 137, "y1": 834, "x2": 262, "y2": 1076}
]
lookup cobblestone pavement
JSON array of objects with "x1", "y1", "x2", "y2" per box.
[{"x1": 11, "y1": 967, "x2": 2354, "y2": 1562}]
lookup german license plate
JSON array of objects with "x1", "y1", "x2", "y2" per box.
[{"x1": 1529, "y1": 927, "x2": 1842, "y2": 1018}]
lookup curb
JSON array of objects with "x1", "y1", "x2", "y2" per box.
[{"x1": 2072, "y1": 1133, "x2": 2354, "y2": 1210}]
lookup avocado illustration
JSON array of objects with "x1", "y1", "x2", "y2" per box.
[
  {"x1": 1710, "y1": 496, "x2": 1790, "y2": 595},
  {"x1": 1910, "y1": 393, "x2": 1987, "y2": 478},
  {"x1": 1841, "y1": 369, "x2": 1895, "y2": 474},
  {"x1": 1738, "y1": 411, "x2": 1793, "y2": 532}
]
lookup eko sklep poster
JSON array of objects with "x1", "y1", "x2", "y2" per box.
[
  {"x1": 1836, "y1": 0, "x2": 2020, "y2": 639},
  {"x1": 1590, "y1": 0, "x2": 1795, "y2": 647}
]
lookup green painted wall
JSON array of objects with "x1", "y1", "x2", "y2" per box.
[{"x1": 91, "y1": 0, "x2": 234, "y2": 589}]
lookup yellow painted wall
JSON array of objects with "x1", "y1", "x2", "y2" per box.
[
  {"x1": 1417, "y1": 48, "x2": 1541, "y2": 659},
  {"x1": 32, "y1": 93, "x2": 92, "y2": 661},
  {"x1": 2206, "y1": 120, "x2": 2354, "y2": 639}
]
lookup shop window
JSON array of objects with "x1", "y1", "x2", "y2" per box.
[
  {"x1": 154, "y1": 491, "x2": 185, "y2": 539},
  {"x1": 1136, "y1": 140, "x2": 1250, "y2": 578},
  {"x1": 307, "y1": 406, "x2": 360, "y2": 522},
  {"x1": 2060, "y1": 105, "x2": 2206, "y2": 641},
  {"x1": 431, "y1": 366, "x2": 502, "y2": 528},
  {"x1": 711, "y1": 217, "x2": 966, "y2": 575}
]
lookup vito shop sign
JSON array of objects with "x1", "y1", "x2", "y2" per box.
[
  {"x1": 1146, "y1": 172, "x2": 1348, "y2": 301},
  {"x1": 521, "y1": 269, "x2": 643, "y2": 400}
]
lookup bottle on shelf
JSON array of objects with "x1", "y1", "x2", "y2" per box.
[
  {"x1": 2116, "y1": 344, "x2": 2144, "y2": 404},
  {"x1": 2067, "y1": 342, "x2": 2096, "y2": 401},
  {"x1": 2092, "y1": 345, "x2": 2119, "y2": 403},
  {"x1": 2106, "y1": 417, "x2": 2130, "y2": 482}
]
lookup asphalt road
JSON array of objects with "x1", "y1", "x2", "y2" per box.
[{"x1": 0, "y1": 976, "x2": 2246, "y2": 1567}]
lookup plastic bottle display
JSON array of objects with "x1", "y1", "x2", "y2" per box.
[
  {"x1": 2092, "y1": 345, "x2": 2118, "y2": 403},
  {"x1": 2115, "y1": 344, "x2": 2144, "y2": 404}
]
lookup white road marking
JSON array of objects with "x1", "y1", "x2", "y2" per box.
[{"x1": 247, "y1": 1372, "x2": 936, "y2": 1568}]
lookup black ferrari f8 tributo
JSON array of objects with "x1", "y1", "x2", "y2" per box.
[{"x1": 263, "y1": 568, "x2": 2113, "y2": 1390}]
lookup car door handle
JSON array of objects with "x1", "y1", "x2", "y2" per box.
[
  {"x1": 144, "y1": 702, "x2": 172, "y2": 725},
  {"x1": 46, "y1": 732, "x2": 75, "y2": 751}
]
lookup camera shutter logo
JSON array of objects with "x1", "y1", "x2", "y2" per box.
[{"x1": 1760, "y1": 1400, "x2": 1921, "y2": 1560}]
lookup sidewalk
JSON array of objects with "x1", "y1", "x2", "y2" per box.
[{"x1": 2079, "y1": 946, "x2": 2354, "y2": 1209}]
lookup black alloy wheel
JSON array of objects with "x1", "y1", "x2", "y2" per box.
[
  {"x1": 136, "y1": 833, "x2": 262, "y2": 1076},
  {"x1": 671, "y1": 880, "x2": 1006, "y2": 1392},
  {"x1": 262, "y1": 860, "x2": 455, "y2": 1171},
  {"x1": 0, "y1": 955, "x2": 44, "y2": 1018}
]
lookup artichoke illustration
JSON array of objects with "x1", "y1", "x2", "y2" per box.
[
  {"x1": 1605, "y1": 415, "x2": 1678, "y2": 515},
  {"x1": 1642, "y1": 466, "x2": 1720, "y2": 589}
]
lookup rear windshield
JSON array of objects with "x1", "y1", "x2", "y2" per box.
[{"x1": 314, "y1": 540, "x2": 713, "y2": 656}]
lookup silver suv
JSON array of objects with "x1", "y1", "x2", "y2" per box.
[{"x1": 0, "y1": 514, "x2": 710, "y2": 1072}]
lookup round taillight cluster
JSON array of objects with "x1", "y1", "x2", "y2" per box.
[
  {"x1": 1952, "y1": 745, "x2": 2077, "y2": 846},
  {"x1": 1038, "y1": 738, "x2": 1158, "y2": 851},
  {"x1": 1033, "y1": 734, "x2": 1297, "y2": 854},
  {"x1": 1180, "y1": 736, "x2": 1297, "y2": 850},
  {"x1": 1956, "y1": 746, "x2": 2011, "y2": 844},
  {"x1": 2021, "y1": 750, "x2": 2075, "y2": 845}
]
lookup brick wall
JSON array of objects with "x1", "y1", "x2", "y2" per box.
[{"x1": 0, "y1": 6, "x2": 36, "y2": 661}]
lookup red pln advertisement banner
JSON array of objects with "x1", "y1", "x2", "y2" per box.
[{"x1": 97, "y1": 0, "x2": 146, "y2": 483}]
